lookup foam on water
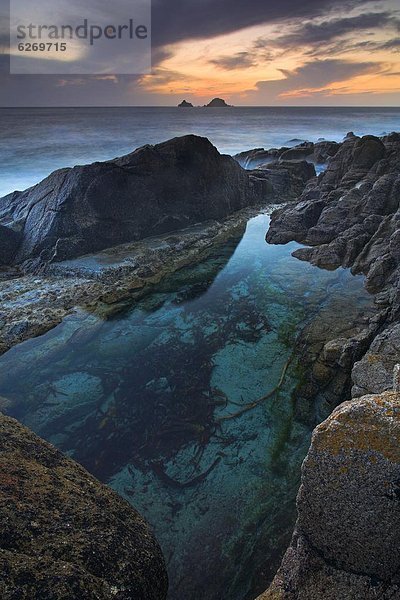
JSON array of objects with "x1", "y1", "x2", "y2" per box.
[{"x1": 1, "y1": 106, "x2": 399, "y2": 196}]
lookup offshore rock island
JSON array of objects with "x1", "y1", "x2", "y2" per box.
[
  {"x1": 177, "y1": 98, "x2": 232, "y2": 108},
  {"x1": 205, "y1": 98, "x2": 232, "y2": 107},
  {"x1": 0, "y1": 131, "x2": 400, "y2": 599}
]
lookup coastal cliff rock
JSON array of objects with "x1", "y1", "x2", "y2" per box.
[
  {"x1": 234, "y1": 148, "x2": 285, "y2": 169},
  {"x1": 234, "y1": 140, "x2": 339, "y2": 170},
  {"x1": 266, "y1": 133, "x2": 400, "y2": 293},
  {"x1": 352, "y1": 323, "x2": 400, "y2": 397},
  {"x1": 256, "y1": 161, "x2": 316, "y2": 201},
  {"x1": 0, "y1": 413, "x2": 168, "y2": 599},
  {"x1": 0, "y1": 135, "x2": 268, "y2": 268},
  {"x1": 0, "y1": 225, "x2": 21, "y2": 266},
  {"x1": 258, "y1": 390, "x2": 400, "y2": 599}
]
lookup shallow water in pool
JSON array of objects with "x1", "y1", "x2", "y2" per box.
[{"x1": 0, "y1": 214, "x2": 375, "y2": 599}]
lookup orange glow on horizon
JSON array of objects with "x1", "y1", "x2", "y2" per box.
[{"x1": 138, "y1": 7, "x2": 400, "y2": 104}]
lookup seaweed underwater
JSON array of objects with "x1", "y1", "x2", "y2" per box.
[{"x1": 0, "y1": 214, "x2": 376, "y2": 600}]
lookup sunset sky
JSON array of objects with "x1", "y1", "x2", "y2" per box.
[{"x1": 1, "y1": 0, "x2": 400, "y2": 106}]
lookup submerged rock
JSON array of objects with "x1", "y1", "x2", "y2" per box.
[
  {"x1": 258, "y1": 390, "x2": 400, "y2": 599},
  {"x1": 0, "y1": 414, "x2": 168, "y2": 599},
  {"x1": 0, "y1": 135, "x2": 267, "y2": 268}
]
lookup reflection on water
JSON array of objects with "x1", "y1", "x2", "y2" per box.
[{"x1": 0, "y1": 214, "x2": 375, "y2": 599}]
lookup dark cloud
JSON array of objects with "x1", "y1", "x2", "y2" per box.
[
  {"x1": 0, "y1": 0, "x2": 396, "y2": 106},
  {"x1": 253, "y1": 59, "x2": 381, "y2": 100},
  {"x1": 380, "y1": 38, "x2": 400, "y2": 50},
  {"x1": 151, "y1": 0, "x2": 375, "y2": 46},
  {"x1": 210, "y1": 52, "x2": 256, "y2": 70},
  {"x1": 273, "y1": 12, "x2": 398, "y2": 48},
  {"x1": 303, "y1": 35, "x2": 400, "y2": 58}
]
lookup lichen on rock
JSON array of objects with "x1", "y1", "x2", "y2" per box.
[
  {"x1": 0, "y1": 414, "x2": 168, "y2": 599},
  {"x1": 257, "y1": 390, "x2": 400, "y2": 599}
]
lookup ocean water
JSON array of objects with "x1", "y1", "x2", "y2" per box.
[
  {"x1": 0, "y1": 214, "x2": 376, "y2": 600},
  {"x1": 0, "y1": 106, "x2": 399, "y2": 197}
]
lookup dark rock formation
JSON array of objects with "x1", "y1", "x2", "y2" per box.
[
  {"x1": 266, "y1": 133, "x2": 400, "y2": 292},
  {"x1": 234, "y1": 147, "x2": 286, "y2": 169},
  {"x1": 258, "y1": 390, "x2": 400, "y2": 599},
  {"x1": 279, "y1": 142, "x2": 314, "y2": 162},
  {"x1": 205, "y1": 98, "x2": 231, "y2": 107},
  {"x1": 254, "y1": 161, "x2": 316, "y2": 202},
  {"x1": 178, "y1": 100, "x2": 193, "y2": 107},
  {"x1": 312, "y1": 140, "x2": 340, "y2": 164},
  {"x1": 352, "y1": 323, "x2": 400, "y2": 397},
  {"x1": 234, "y1": 140, "x2": 339, "y2": 170},
  {"x1": 0, "y1": 413, "x2": 168, "y2": 600},
  {"x1": 0, "y1": 135, "x2": 268, "y2": 268},
  {"x1": 0, "y1": 225, "x2": 21, "y2": 265}
]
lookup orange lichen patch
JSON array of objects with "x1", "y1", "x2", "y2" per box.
[
  {"x1": 312, "y1": 392, "x2": 400, "y2": 463},
  {"x1": 367, "y1": 354, "x2": 382, "y2": 364},
  {"x1": 256, "y1": 583, "x2": 285, "y2": 600}
]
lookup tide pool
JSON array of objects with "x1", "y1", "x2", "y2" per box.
[{"x1": 0, "y1": 214, "x2": 376, "y2": 599}]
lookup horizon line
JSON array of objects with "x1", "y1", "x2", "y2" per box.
[{"x1": 1, "y1": 104, "x2": 400, "y2": 109}]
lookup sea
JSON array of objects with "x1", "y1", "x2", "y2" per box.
[{"x1": 0, "y1": 106, "x2": 399, "y2": 197}]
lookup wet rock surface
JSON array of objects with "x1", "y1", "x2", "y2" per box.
[
  {"x1": 266, "y1": 133, "x2": 400, "y2": 293},
  {"x1": 0, "y1": 225, "x2": 21, "y2": 266},
  {"x1": 258, "y1": 390, "x2": 400, "y2": 600},
  {"x1": 0, "y1": 135, "x2": 269, "y2": 269},
  {"x1": 234, "y1": 140, "x2": 339, "y2": 170},
  {"x1": 0, "y1": 413, "x2": 168, "y2": 600},
  {"x1": 253, "y1": 161, "x2": 316, "y2": 202},
  {"x1": 0, "y1": 210, "x2": 253, "y2": 356}
]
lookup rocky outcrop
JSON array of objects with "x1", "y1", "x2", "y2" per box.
[
  {"x1": 0, "y1": 225, "x2": 21, "y2": 265},
  {"x1": 205, "y1": 98, "x2": 231, "y2": 107},
  {"x1": 178, "y1": 100, "x2": 193, "y2": 107},
  {"x1": 267, "y1": 133, "x2": 400, "y2": 293},
  {"x1": 254, "y1": 161, "x2": 316, "y2": 202},
  {"x1": 258, "y1": 390, "x2": 400, "y2": 599},
  {"x1": 234, "y1": 140, "x2": 339, "y2": 170},
  {"x1": 234, "y1": 148, "x2": 284, "y2": 169},
  {"x1": 0, "y1": 135, "x2": 270, "y2": 269},
  {"x1": 352, "y1": 323, "x2": 400, "y2": 397},
  {"x1": 0, "y1": 134, "x2": 322, "y2": 271},
  {"x1": 279, "y1": 142, "x2": 314, "y2": 162},
  {"x1": 0, "y1": 413, "x2": 168, "y2": 599}
]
